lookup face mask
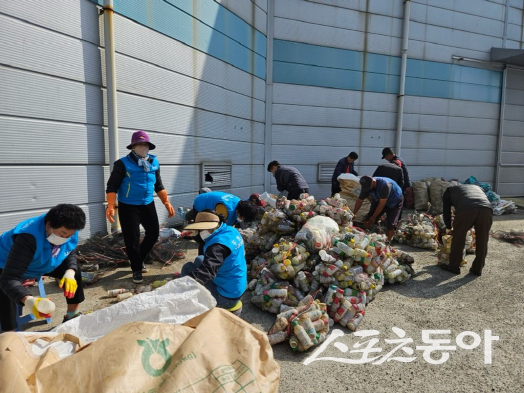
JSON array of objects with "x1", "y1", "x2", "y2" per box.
[
  {"x1": 47, "y1": 232, "x2": 70, "y2": 246},
  {"x1": 134, "y1": 145, "x2": 149, "y2": 158},
  {"x1": 199, "y1": 230, "x2": 212, "y2": 241}
]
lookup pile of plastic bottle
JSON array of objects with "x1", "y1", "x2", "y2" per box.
[
  {"x1": 437, "y1": 234, "x2": 469, "y2": 267},
  {"x1": 276, "y1": 194, "x2": 353, "y2": 227},
  {"x1": 249, "y1": 267, "x2": 310, "y2": 313},
  {"x1": 260, "y1": 209, "x2": 295, "y2": 234},
  {"x1": 394, "y1": 213, "x2": 439, "y2": 250},
  {"x1": 240, "y1": 192, "x2": 417, "y2": 352},
  {"x1": 266, "y1": 295, "x2": 331, "y2": 352},
  {"x1": 240, "y1": 225, "x2": 279, "y2": 256},
  {"x1": 268, "y1": 239, "x2": 314, "y2": 280}
]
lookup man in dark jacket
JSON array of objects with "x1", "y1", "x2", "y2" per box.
[
  {"x1": 180, "y1": 211, "x2": 246, "y2": 316},
  {"x1": 381, "y1": 147, "x2": 411, "y2": 192},
  {"x1": 267, "y1": 161, "x2": 309, "y2": 200},
  {"x1": 331, "y1": 152, "x2": 359, "y2": 196},
  {"x1": 441, "y1": 184, "x2": 493, "y2": 276},
  {"x1": 373, "y1": 162, "x2": 404, "y2": 190}
]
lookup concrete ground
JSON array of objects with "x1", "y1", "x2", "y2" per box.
[{"x1": 20, "y1": 209, "x2": 524, "y2": 393}]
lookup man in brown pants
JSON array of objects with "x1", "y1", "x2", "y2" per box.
[{"x1": 441, "y1": 184, "x2": 493, "y2": 276}]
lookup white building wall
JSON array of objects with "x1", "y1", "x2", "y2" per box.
[{"x1": 269, "y1": 0, "x2": 517, "y2": 198}]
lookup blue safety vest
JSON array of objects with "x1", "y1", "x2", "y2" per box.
[
  {"x1": 371, "y1": 177, "x2": 403, "y2": 208},
  {"x1": 193, "y1": 192, "x2": 240, "y2": 226},
  {"x1": 0, "y1": 214, "x2": 78, "y2": 278},
  {"x1": 203, "y1": 224, "x2": 246, "y2": 298},
  {"x1": 118, "y1": 154, "x2": 159, "y2": 205}
]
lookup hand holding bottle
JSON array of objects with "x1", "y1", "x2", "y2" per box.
[{"x1": 25, "y1": 296, "x2": 55, "y2": 319}]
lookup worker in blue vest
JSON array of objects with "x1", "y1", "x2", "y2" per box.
[
  {"x1": 180, "y1": 210, "x2": 246, "y2": 317},
  {"x1": 186, "y1": 191, "x2": 258, "y2": 227},
  {"x1": 105, "y1": 130, "x2": 175, "y2": 284},
  {"x1": 352, "y1": 176, "x2": 403, "y2": 241},
  {"x1": 0, "y1": 204, "x2": 86, "y2": 331}
]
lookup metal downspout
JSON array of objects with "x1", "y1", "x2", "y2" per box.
[
  {"x1": 103, "y1": 0, "x2": 120, "y2": 230},
  {"x1": 395, "y1": 0, "x2": 411, "y2": 156},
  {"x1": 495, "y1": 0, "x2": 510, "y2": 193},
  {"x1": 502, "y1": 0, "x2": 510, "y2": 48},
  {"x1": 264, "y1": 0, "x2": 275, "y2": 191},
  {"x1": 495, "y1": 67, "x2": 507, "y2": 194}
]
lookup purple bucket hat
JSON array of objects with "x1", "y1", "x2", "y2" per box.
[{"x1": 126, "y1": 130, "x2": 156, "y2": 150}]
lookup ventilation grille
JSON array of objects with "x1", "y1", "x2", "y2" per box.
[
  {"x1": 201, "y1": 163, "x2": 232, "y2": 188},
  {"x1": 318, "y1": 163, "x2": 335, "y2": 182}
]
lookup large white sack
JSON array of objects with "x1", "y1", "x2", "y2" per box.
[{"x1": 52, "y1": 276, "x2": 216, "y2": 343}]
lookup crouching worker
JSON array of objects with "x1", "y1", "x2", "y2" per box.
[
  {"x1": 0, "y1": 204, "x2": 86, "y2": 332},
  {"x1": 353, "y1": 176, "x2": 403, "y2": 241},
  {"x1": 180, "y1": 211, "x2": 246, "y2": 317}
]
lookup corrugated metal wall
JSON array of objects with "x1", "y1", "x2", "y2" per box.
[
  {"x1": 105, "y1": 0, "x2": 267, "y2": 225},
  {"x1": 0, "y1": 1, "x2": 106, "y2": 239},
  {"x1": 498, "y1": 68, "x2": 524, "y2": 196},
  {"x1": 269, "y1": 0, "x2": 521, "y2": 197},
  {"x1": 1, "y1": 0, "x2": 522, "y2": 239},
  {"x1": 0, "y1": 0, "x2": 268, "y2": 239}
]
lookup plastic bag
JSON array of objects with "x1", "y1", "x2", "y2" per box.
[
  {"x1": 464, "y1": 176, "x2": 479, "y2": 185},
  {"x1": 295, "y1": 215, "x2": 339, "y2": 251},
  {"x1": 52, "y1": 277, "x2": 216, "y2": 343}
]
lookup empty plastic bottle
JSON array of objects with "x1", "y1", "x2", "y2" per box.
[{"x1": 292, "y1": 321, "x2": 313, "y2": 349}]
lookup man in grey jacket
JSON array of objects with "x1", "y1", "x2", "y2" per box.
[
  {"x1": 267, "y1": 160, "x2": 309, "y2": 200},
  {"x1": 441, "y1": 184, "x2": 493, "y2": 276}
]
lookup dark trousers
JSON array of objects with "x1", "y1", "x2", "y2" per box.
[
  {"x1": 366, "y1": 196, "x2": 404, "y2": 230},
  {"x1": 331, "y1": 183, "x2": 341, "y2": 197},
  {"x1": 449, "y1": 207, "x2": 493, "y2": 274},
  {"x1": 288, "y1": 188, "x2": 309, "y2": 200},
  {"x1": 118, "y1": 201, "x2": 159, "y2": 272},
  {"x1": 181, "y1": 256, "x2": 240, "y2": 309},
  {"x1": 0, "y1": 264, "x2": 85, "y2": 332}
]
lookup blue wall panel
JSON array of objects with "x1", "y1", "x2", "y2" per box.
[
  {"x1": 274, "y1": 39, "x2": 502, "y2": 103},
  {"x1": 91, "y1": 0, "x2": 266, "y2": 79}
]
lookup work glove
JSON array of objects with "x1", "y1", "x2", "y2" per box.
[
  {"x1": 157, "y1": 190, "x2": 175, "y2": 218},
  {"x1": 106, "y1": 192, "x2": 117, "y2": 223},
  {"x1": 58, "y1": 269, "x2": 78, "y2": 298},
  {"x1": 25, "y1": 296, "x2": 55, "y2": 319}
]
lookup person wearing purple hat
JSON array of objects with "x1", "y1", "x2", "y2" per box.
[{"x1": 105, "y1": 131, "x2": 175, "y2": 284}]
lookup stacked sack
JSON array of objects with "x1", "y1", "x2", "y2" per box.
[{"x1": 337, "y1": 174, "x2": 371, "y2": 222}]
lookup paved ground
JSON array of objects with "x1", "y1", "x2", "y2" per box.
[{"x1": 20, "y1": 209, "x2": 524, "y2": 393}]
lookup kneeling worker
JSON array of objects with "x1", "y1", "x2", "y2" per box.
[
  {"x1": 180, "y1": 211, "x2": 246, "y2": 316},
  {"x1": 0, "y1": 204, "x2": 86, "y2": 331},
  {"x1": 352, "y1": 176, "x2": 403, "y2": 241}
]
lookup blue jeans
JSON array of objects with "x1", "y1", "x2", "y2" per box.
[{"x1": 181, "y1": 256, "x2": 239, "y2": 309}]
